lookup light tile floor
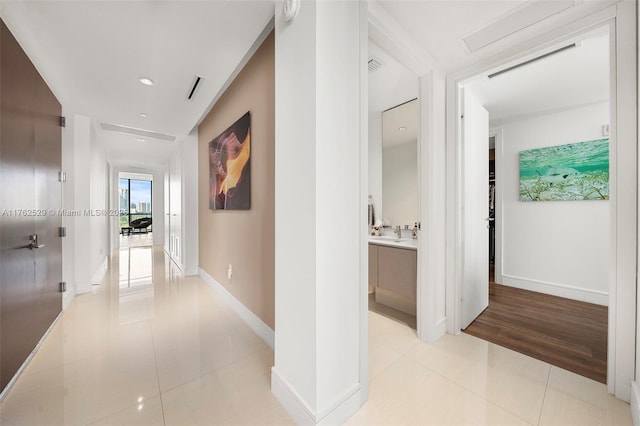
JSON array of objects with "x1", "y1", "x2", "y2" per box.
[
  {"x1": 0, "y1": 246, "x2": 632, "y2": 425},
  {"x1": 119, "y1": 231, "x2": 153, "y2": 248}
]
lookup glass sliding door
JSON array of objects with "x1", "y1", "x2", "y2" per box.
[{"x1": 119, "y1": 178, "x2": 152, "y2": 231}]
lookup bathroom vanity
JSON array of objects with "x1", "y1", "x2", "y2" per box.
[{"x1": 368, "y1": 236, "x2": 417, "y2": 315}]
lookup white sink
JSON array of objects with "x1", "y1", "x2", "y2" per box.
[
  {"x1": 368, "y1": 235, "x2": 418, "y2": 250},
  {"x1": 369, "y1": 235, "x2": 406, "y2": 243}
]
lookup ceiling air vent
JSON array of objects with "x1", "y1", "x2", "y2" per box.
[
  {"x1": 488, "y1": 43, "x2": 576, "y2": 79},
  {"x1": 368, "y1": 57, "x2": 383, "y2": 72},
  {"x1": 187, "y1": 75, "x2": 202, "y2": 100},
  {"x1": 100, "y1": 123, "x2": 177, "y2": 142}
]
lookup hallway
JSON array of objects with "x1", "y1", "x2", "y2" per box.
[
  {"x1": 0, "y1": 246, "x2": 632, "y2": 425},
  {"x1": 0, "y1": 246, "x2": 290, "y2": 425}
]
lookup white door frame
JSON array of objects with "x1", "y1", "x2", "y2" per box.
[
  {"x1": 490, "y1": 129, "x2": 504, "y2": 286},
  {"x1": 368, "y1": 1, "x2": 448, "y2": 343},
  {"x1": 445, "y1": 3, "x2": 637, "y2": 401}
]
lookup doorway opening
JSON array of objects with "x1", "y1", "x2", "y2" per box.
[
  {"x1": 367, "y1": 40, "x2": 420, "y2": 332},
  {"x1": 118, "y1": 172, "x2": 153, "y2": 248},
  {"x1": 458, "y1": 27, "x2": 611, "y2": 383}
]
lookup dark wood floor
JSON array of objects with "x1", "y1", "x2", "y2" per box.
[{"x1": 464, "y1": 280, "x2": 608, "y2": 384}]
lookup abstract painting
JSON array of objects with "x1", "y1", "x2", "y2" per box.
[
  {"x1": 209, "y1": 111, "x2": 251, "y2": 210},
  {"x1": 519, "y1": 138, "x2": 609, "y2": 201}
]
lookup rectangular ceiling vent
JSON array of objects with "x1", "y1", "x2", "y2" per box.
[
  {"x1": 187, "y1": 75, "x2": 203, "y2": 100},
  {"x1": 100, "y1": 123, "x2": 177, "y2": 142},
  {"x1": 462, "y1": 0, "x2": 576, "y2": 53},
  {"x1": 368, "y1": 57, "x2": 383, "y2": 72},
  {"x1": 488, "y1": 43, "x2": 576, "y2": 79}
]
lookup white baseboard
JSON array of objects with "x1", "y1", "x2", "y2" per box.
[
  {"x1": 271, "y1": 368, "x2": 316, "y2": 424},
  {"x1": 184, "y1": 266, "x2": 198, "y2": 276},
  {"x1": 501, "y1": 274, "x2": 608, "y2": 306},
  {"x1": 631, "y1": 382, "x2": 640, "y2": 426},
  {"x1": 76, "y1": 282, "x2": 92, "y2": 294},
  {"x1": 91, "y1": 256, "x2": 108, "y2": 285},
  {"x1": 271, "y1": 367, "x2": 362, "y2": 425},
  {"x1": 0, "y1": 311, "x2": 63, "y2": 402},
  {"x1": 62, "y1": 283, "x2": 76, "y2": 310},
  {"x1": 435, "y1": 316, "x2": 447, "y2": 339},
  {"x1": 198, "y1": 267, "x2": 274, "y2": 350}
]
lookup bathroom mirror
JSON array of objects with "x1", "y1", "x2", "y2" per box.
[{"x1": 382, "y1": 99, "x2": 418, "y2": 228}]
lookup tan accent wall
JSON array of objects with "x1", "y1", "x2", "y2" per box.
[{"x1": 198, "y1": 32, "x2": 275, "y2": 329}]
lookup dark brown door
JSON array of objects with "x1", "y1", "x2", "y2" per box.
[{"x1": 0, "y1": 19, "x2": 62, "y2": 392}]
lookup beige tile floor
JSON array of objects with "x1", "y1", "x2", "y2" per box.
[
  {"x1": 119, "y1": 231, "x2": 154, "y2": 248},
  {"x1": 0, "y1": 246, "x2": 632, "y2": 425}
]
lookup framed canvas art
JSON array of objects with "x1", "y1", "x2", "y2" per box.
[
  {"x1": 519, "y1": 138, "x2": 609, "y2": 201},
  {"x1": 209, "y1": 111, "x2": 251, "y2": 210}
]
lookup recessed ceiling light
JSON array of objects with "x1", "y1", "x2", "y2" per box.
[
  {"x1": 140, "y1": 113, "x2": 148, "y2": 118},
  {"x1": 398, "y1": 127, "x2": 407, "y2": 131},
  {"x1": 138, "y1": 77, "x2": 154, "y2": 86},
  {"x1": 136, "y1": 138, "x2": 145, "y2": 142}
]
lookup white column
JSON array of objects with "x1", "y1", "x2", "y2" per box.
[
  {"x1": 272, "y1": 1, "x2": 368, "y2": 424},
  {"x1": 72, "y1": 113, "x2": 92, "y2": 294},
  {"x1": 417, "y1": 71, "x2": 447, "y2": 342}
]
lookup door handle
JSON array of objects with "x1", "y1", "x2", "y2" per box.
[
  {"x1": 19, "y1": 242, "x2": 45, "y2": 250},
  {"x1": 29, "y1": 234, "x2": 45, "y2": 249}
]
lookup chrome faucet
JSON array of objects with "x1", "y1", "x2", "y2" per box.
[{"x1": 394, "y1": 225, "x2": 402, "y2": 239}]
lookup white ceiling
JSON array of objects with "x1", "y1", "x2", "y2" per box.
[
  {"x1": 1, "y1": 0, "x2": 616, "y2": 167},
  {"x1": 465, "y1": 28, "x2": 609, "y2": 125},
  {"x1": 0, "y1": 0, "x2": 274, "y2": 167},
  {"x1": 370, "y1": 1, "x2": 611, "y2": 143},
  {"x1": 379, "y1": 0, "x2": 526, "y2": 71},
  {"x1": 96, "y1": 130, "x2": 180, "y2": 170},
  {"x1": 377, "y1": 0, "x2": 618, "y2": 73}
]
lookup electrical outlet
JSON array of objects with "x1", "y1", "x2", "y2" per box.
[{"x1": 227, "y1": 264, "x2": 233, "y2": 280}]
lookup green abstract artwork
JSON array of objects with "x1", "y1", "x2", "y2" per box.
[{"x1": 519, "y1": 138, "x2": 609, "y2": 201}]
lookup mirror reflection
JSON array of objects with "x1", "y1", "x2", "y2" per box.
[{"x1": 381, "y1": 99, "x2": 418, "y2": 231}]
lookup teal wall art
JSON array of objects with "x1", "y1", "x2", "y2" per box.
[{"x1": 519, "y1": 138, "x2": 609, "y2": 201}]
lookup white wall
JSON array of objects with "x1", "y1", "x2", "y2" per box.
[
  {"x1": 89, "y1": 134, "x2": 109, "y2": 285},
  {"x1": 368, "y1": 111, "x2": 383, "y2": 221},
  {"x1": 382, "y1": 140, "x2": 418, "y2": 227},
  {"x1": 151, "y1": 170, "x2": 164, "y2": 247},
  {"x1": 180, "y1": 131, "x2": 199, "y2": 276},
  {"x1": 164, "y1": 133, "x2": 197, "y2": 275},
  {"x1": 497, "y1": 101, "x2": 609, "y2": 305},
  {"x1": 71, "y1": 114, "x2": 92, "y2": 294},
  {"x1": 168, "y1": 147, "x2": 182, "y2": 267},
  {"x1": 634, "y1": 2, "x2": 640, "y2": 418},
  {"x1": 59, "y1": 114, "x2": 111, "y2": 294}
]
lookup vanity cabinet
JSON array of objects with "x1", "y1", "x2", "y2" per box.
[
  {"x1": 368, "y1": 244, "x2": 378, "y2": 292},
  {"x1": 369, "y1": 243, "x2": 417, "y2": 315}
]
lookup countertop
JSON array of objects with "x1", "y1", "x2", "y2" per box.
[{"x1": 368, "y1": 235, "x2": 417, "y2": 250}]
